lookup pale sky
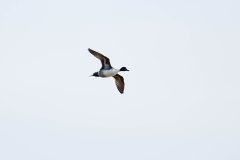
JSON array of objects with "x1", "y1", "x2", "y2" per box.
[{"x1": 0, "y1": 0, "x2": 240, "y2": 160}]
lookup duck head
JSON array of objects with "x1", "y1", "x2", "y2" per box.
[{"x1": 120, "y1": 67, "x2": 129, "y2": 71}]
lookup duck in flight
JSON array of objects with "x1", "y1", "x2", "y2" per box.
[{"x1": 88, "y1": 48, "x2": 129, "y2": 94}]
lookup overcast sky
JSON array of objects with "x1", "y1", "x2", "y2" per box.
[{"x1": 0, "y1": 0, "x2": 240, "y2": 160}]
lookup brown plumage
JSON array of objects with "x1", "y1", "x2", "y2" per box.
[
  {"x1": 113, "y1": 74, "x2": 125, "y2": 94},
  {"x1": 88, "y1": 48, "x2": 112, "y2": 69}
]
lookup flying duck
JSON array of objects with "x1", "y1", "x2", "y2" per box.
[{"x1": 88, "y1": 48, "x2": 129, "y2": 94}]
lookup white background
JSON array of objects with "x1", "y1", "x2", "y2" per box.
[{"x1": 0, "y1": 0, "x2": 240, "y2": 159}]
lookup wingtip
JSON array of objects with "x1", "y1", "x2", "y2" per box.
[{"x1": 88, "y1": 48, "x2": 95, "y2": 53}]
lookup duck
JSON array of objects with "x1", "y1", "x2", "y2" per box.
[{"x1": 88, "y1": 48, "x2": 129, "y2": 94}]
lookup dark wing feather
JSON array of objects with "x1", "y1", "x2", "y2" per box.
[
  {"x1": 88, "y1": 48, "x2": 112, "y2": 69},
  {"x1": 113, "y1": 74, "x2": 125, "y2": 94}
]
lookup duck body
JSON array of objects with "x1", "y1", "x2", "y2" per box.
[{"x1": 98, "y1": 68, "x2": 119, "y2": 77}]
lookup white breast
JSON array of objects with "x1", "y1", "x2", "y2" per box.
[{"x1": 99, "y1": 68, "x2": 119, "y2": 77}]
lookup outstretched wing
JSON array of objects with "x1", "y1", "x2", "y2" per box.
[
  {"x1": 88, "y1": 48, "x2": 112, "y2": 69},
  {"x1": 113, "y1": 74, "x2": 125, "y2": 94}
]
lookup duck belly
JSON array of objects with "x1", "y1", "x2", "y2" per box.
[{"x1": 99, "y1": 69, "x2": 118, "y2": 77}]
